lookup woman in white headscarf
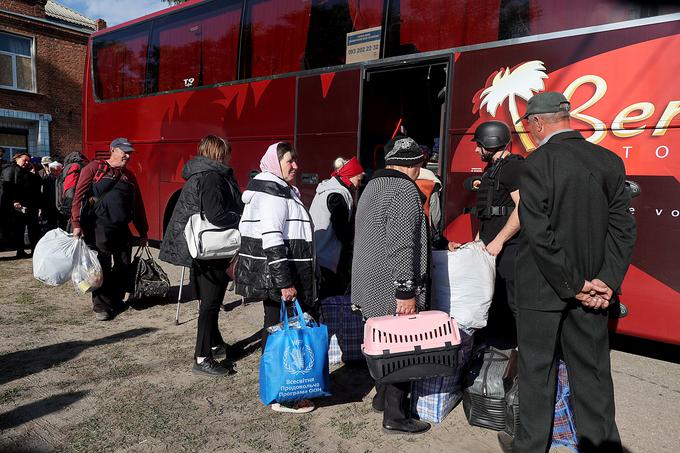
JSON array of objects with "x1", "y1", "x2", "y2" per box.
[{"x1": 235, "y1": 141, "x2": 316, "y2": 412}]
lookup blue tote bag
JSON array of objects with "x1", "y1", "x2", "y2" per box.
[{"x1": 259, "y1": 299, "x2": 331, "y2": 404}]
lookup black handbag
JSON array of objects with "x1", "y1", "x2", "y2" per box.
[{"x1": 130, "y1": 245, "x2": 170, "y2": 300}]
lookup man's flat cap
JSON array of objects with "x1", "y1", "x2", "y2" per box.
[{"x1": 517, "y1": 92, "x2": 571, "y2": 123}]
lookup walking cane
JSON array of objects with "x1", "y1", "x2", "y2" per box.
[{"x1": 174, "y1": 266, "x2": 186, "y2": 325}]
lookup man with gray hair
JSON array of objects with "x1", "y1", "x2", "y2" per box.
[{"x1": 500, "y1": 92, "x2": 636, "y2": 453}]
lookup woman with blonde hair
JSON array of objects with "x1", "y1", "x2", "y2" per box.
[{"x1": 160, "y1": 135, "x2": 243, "y2": 376}]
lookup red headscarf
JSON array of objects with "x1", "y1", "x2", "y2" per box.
[{"x1": 331, "y1": 156, "x2": 364, "y2": 187}]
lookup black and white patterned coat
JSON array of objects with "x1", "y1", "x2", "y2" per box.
[
  {"x1": 235, "y1": 171, "x2": 316, "y2": 306},
  {"x1": 351, "y1": 169, "x2": 429, "y2": 318}
]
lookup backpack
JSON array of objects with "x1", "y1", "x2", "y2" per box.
[{"x1": 57, "y1": 161, "x2": 86, "y2": 216}]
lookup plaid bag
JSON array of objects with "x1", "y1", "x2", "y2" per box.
[
  {"x1": 320, "y1": 295, "x2": 364, "y2": 365},
  {"x1": 551, "y1": 360, "x2": 578, "y2": 451},
  {"x1": 411, "y1": 329, "x2": 474, "y2": 423}
]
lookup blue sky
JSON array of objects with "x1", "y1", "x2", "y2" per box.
[{"x1": 59, "y1": 0, "x2": 171, "y2": 26}]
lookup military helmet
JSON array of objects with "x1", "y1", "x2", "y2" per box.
[{"x1": 471, "y1": 121, "x2": 512, "y2": 151}]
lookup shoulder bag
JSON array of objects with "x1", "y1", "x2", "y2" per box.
[{"x1": 183, "y1": 183, "x2": 240, "y2": 260}]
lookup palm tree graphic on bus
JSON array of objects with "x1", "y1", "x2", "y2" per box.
[{"x1": 479, "y1": 60, "x2": 548, "y2": 151}]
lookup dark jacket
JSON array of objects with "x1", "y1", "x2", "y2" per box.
[
  {"x1": 159, "y1": 156, "x2": 243, "y2": 268},
  {"x1": 351, "y1": 169, "x2": 430, "y2": 318},
  {"x1": 516, "y1": 130, "x2": 636, "y2": 311},
  {"x1": 235, "y1": 171, "x2": 316, "y2": 306},
  {"x1": 1, "y1": 163, "x2": 42, "y2": 211},
  {"x1": 71, "y1": 160, "x2": 148, "y2": 236}
]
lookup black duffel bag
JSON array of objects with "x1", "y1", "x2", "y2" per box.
[
  {"x1": 130, "y1": 245, "x2": 170, "y2": 300},
  {"x1": 463, "y1": 347, "x2": 518, "y2": 431}
]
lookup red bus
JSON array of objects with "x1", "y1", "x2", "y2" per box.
[{"x1": 82, "y1": 1, "x2": 680, "y2": 344}]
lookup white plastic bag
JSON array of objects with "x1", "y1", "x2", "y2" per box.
[
  {"x1": 71, "y1": 239, "x2": 103, "y2": 293},
  {"x1": 430, "y1": 242, "x2": 496, "y2": 329},
  {"x1": 32, "y1": 228, "x2": 78, "y2": 286}
]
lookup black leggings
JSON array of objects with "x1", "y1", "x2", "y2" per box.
[{"x1": 192, "y1": 258, "x2": 231, "y2": 358}]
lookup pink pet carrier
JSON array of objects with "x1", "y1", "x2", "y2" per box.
[{"x1": 362, "y1": 310, "x2": 462, "y2": 384}]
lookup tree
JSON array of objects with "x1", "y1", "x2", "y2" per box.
[{"x1": 163, "y1": 0, "x2": 188, "y2": 5}]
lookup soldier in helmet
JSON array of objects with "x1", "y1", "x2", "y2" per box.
[{"x1": 457, "y1": 120, "x2": 523, "y2": 341}]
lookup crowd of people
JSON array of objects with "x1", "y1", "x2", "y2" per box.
[
  {"x1": 0, "y1": 149, "x2": 70, "y2": 257},
  {"x1": 5, "y1": 91, "x2": 636, "y2": 451}
]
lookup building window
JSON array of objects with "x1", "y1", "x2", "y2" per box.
[
  {"x1": 0, "y1": 129, "x2": 29, "y2": 159},
  {"x1": 0, "y1": 32, "x2": 35, "y2": 92}
]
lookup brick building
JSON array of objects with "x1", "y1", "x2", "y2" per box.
[{"x1": 0, "y1": 0, "x2": 104, "y2": 163}]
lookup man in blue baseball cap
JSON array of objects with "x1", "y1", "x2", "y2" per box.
[{"x1": 71, "y1": 137, "x2": 148, "y2": 321}]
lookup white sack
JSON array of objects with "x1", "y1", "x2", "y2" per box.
[
  {"x1": 32, "y1": 228, "x2": 78, "y2": 286},
  {"x1": 430, "y1": 242, "x2": 496, "y2": 329}
]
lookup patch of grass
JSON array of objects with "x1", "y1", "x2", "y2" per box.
[
  {"x1": 329, "y1": 415, "x2": 367, "y2": 440},
  {"x1": 14, "y1": 292, "x2": 37, "y2": 305},
  {"x1": 0, "y1": 387, "x2": 20, "y2": 404}
]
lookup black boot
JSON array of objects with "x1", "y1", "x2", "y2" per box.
[
  {"x1": 372, "y1": 383, "x2": 385, "y2": 413},
  {"x1": 382, "y1": 383, "x2": 430, "y2": 435}
]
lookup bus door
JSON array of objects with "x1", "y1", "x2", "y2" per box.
[
  {"x1": 360, "y1": 59, "x2": 450, "y2": 174},
  {"x1": 295, "y1": 69, "x2": 362, "y2": 204},
  {"x1": 359, "y1": 57, "x2": 451, "y2": 212}
]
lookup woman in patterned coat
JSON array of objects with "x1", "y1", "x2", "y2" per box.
[{"x1": 351, "y1": 136, "x2": 431, "y2": 435}]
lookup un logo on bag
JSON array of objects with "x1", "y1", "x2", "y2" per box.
[{"x1": 283, "y1": 342, "x2": 314, "y2": 375}]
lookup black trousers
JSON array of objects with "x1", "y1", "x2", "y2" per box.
[
  {"x1": 192, "y1": 258, "x2": 230, "y2": 358},
  {"x1": 261, "y1": 297, "x2": 317, "y2": 351},
  {"x1": 91, "y1": 224, "x2": 131, "y2": 314},
  {"x1": 515, "y1": 306, "x2": 622, "y2": 453},
  {"x1": 373, "y1": 382, "x2": 411, "y2": 423},
  {"x1": 12, "y1": 210, "x2": 41, "y2": 252},
  {"x1": 482, "y1": 244, "x2": 518, "y2": 347}
]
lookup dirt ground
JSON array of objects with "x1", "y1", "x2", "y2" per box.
[{"x1": 1, "y1": 248, "x2": 678, "y2": 453}]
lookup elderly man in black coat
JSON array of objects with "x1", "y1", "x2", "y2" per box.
[{"x1": 501, "y1": 92, "x2": 636, "y2": 453}]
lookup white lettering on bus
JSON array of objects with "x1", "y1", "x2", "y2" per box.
[
  {"x1": 612, "y1": 102, "x2": 655, "y2": 138},
  {"x1": 623, "y1": 146, "x2": 633, "y2": 158},
  {"x1": 673, "y1": 210, "x2": 679, "y2": 218},
  {"x1": 563, "y1": 75, "x2": 608, "y2": 144},
  {"x1": 656, "y1": 146, "x2": 669, "y2": 159}
]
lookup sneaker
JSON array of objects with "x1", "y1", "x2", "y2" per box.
[
  {"x1": 192, "y1": 357, "x2": 234, "y2": 377},
  {"x1": 271, "y1": 399, "x2": 315, "y2": 414},
  {"x1": 212, "y1": 344, "x2": 228, "y2": 361},
  {"x1": 95, "y1": 311, "x2": 111, "y2": 321}
]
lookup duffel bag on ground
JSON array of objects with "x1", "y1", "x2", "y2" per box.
[
  {"x1": 411, "y1": 329, "x2": 475, "y2": 423},
  {"x1": 320, "y1": 295, "x2": 364, "y2": 365},
  {"x1": 504, "y1": 359, "x2": 578, "y2": 451},
  {"x1": 463, "y1": 347, "x2": 517, "y2": 430}
]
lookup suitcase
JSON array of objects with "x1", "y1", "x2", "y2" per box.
[
  {"x1": 363, "y1": 310, "x2": 461, "y2": 384},
  {"x1": 463, "y1": 347, "x2": 517, "y2": 430}
]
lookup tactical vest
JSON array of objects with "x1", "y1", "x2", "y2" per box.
[{"x1": 475, "y1": 154, "x2": 523, "y2": 220}]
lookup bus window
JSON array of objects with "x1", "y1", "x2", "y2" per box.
[
  {"x1": 385, "y1": 0, "x2": 501, "y2": 57},
  {"x1": 241, "y1": 0, "x2": 312, "y2": 78},
  {"x1": 304, "y1": 0, "x2": 384, "y2": 69},
  {"x1": 92, "y1": 23, "x2": 151, "y2": 100},
  {"x1": 148, "y1": 0, "x2": 242, "y2": 93},
  {"x1": 526, "y1": 0, "x2": 680, "y2": 36}
]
